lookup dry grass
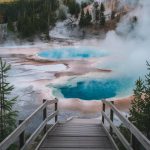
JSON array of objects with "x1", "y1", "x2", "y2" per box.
[{"x1": 0, "y1": 0, "x2": 15, "y2": 3}]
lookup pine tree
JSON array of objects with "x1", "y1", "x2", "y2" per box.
[
  {"x1": 100, "y1": 3, "x2": 105, "y2": 13},
  {"x1": 16, "y1": 0, "x2": 59, "y2": 38},
  {"x1": 129, "y1": 78, "x2": 145, "y2": 132},
  {"x1": 85, "y1": 10, "x2": 92, "y2": 26},
  {"x1": 111, "y1": 11, "x2": 116, "y2": 20},
  {"x1": 100, "y1": 3, "x2": 105, "y2": 26},
  {"x1": 93, "y1": 1, "x2": 99, "y2": 23},
  {"x1": 79, "y1": 9, "x2": 85, "y2": 28},
  {"x1": 0, "y1": 58, "x2": 17, "y2": 142},
  {"x1": 129, "y1": 62, "x2": 150, "y2": 139},
  {"x1": 64, "y1": 0, "x2": 80, "y2": 18},
  {"x1": 143, "y1": 61, "x2": 150, "y2": 139}
]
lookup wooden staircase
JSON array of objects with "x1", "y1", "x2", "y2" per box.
[
  {"x1": 39, "y1": 118, "x2": 114, "y2": 150},
  {"x1": 0, "y1": 99, "x2": 150, "y2": 150}
]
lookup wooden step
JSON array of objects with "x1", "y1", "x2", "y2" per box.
[{"x1": 39, "y1": 119, "x2": 114, "y2": 150}]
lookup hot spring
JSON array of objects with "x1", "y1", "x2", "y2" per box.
[
  {"x1": 52, "y1": 76, "x2": 135, "y2": 100},
  {"x1": 38, "y1": 47, "x2": 108, "y2": 60},
  {"x1": 39, "y1": 46, "x2": 136, "y2": 101}
]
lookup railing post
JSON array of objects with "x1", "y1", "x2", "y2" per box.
[
  {"x1": 19, "y1": 120, "x2": 25, "y2": 149},
  {"x1": 55, "y1": 98, "x2": 58, "y2": 123},
  {"x1": 110, "y1": 101, "x2": 114, "y2": 135},
  {"x1": 43, "y1": 99, "x2": 47, "y2": 134},
  {"x1": 102, "y1": 101, "x2": 105, "y2": 124},
  {"x1": 131, "y1": 134, "x2": 140, "y2": 150}
]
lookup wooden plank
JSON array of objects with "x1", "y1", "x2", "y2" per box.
[
  {"x1": 57, "y1": 124, "x2": 102, "y2": 128},
  {"x1": 102, "y1": 111, "x2": 133, "y2": 150},
  {"x1": 45, "y1": 136, "x2": 109, "y2": 141},
  {"x1": 103, "y1": 100, "x2": 150, "y2": 150},
  {"x1": 58, "y1": 124, "x2": 101, "y2": 127},
  {"x1": 49, "y1": 130, "x2": 106, "y2": 134},
  {"x1": 51, "y1": 128, "x2": 105, "y2": 132},
  {"x1": 38, "y1": 117, "x2": 114, "y2": 150},
  {"x1": 35, "y1": 123, "x2": 58, "y2": 150},
  {"x1": 0, "y1": 101, "x2": 48, "y2": 150},
  {"x1": 41, "y1": 140, "x2": 112, "y2": 148},
  {"x1": 54, "y1": 128, "x2": 104, "y2": 131},
  {"x1": 54, "y1": 127, "x2": 104, "y2": 131},
  {"x1": 56, "y1": 125, "x2": 103, "y2": 128},
  {"x1": 48, "y1": 124, "x2": 107, "y2": 137},
  {"x1": 21, "y1": 119, "x2": 47, "y2": 150},
  {"x1": 39, "y1": 148, "x2": 113, "y2": 150},
  {"x1": 48, "y1": 132, "x2": 106, "y2": 136},
  {"x1": 0, "y1": 99, "x2": 58, "y2": 150},
  {"x1": 21, "y1": 111, "x2": 58, "y2": 150}
]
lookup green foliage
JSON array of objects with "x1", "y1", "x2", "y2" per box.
[
  {"x1": 0, "y1": 58, "x2": 18, "y2": 142},
  {"x1": 93, "y1": 2, "x2": 105, "y2": 25},
  {"x1": 143, "y1": 61, "x2": 150, "y2": 138},
  {"x1": 79, "y1": 9, "x2": 85, "y2": 28},
  {"x1": 63, "y1": 0, "x2": 80, "y2": 18},
  {"x1": 0, "y1": 2, "x2": 18, "y2": 22},
  {"x1": 58, "y1": 5, "x2": 67, "y2": 21},
  {"x1": 129, "y1": 62, "x2": 150, "y2": 139},
  {"x1": 113, "y1": 124, "x2": 130, "y2": 150},
  {"x1": 100, "y1": 3, "x2": 105, "y2": 13},
  {"x1": 79, "y1": 9, "x2": 92, "y2": 28},
  {"x1": 17, "y1": 0, "x2": 59, "y2": 38},
  {"x1": 93, "y1": 1, "x2": 99, "y2": 9},
  {"x1": 111, "y1": 11, "x2": 116, "y2": 20},
  {"x1": 94, "y1": 2, "x2": 99, "y2": 22},
  {"x1": 81, "y1": 2, "x2": 88, "y2": 9},
  {"x1": 0, "y1": 0, "x2": 59, "y2": 38},
  {"x1": 85, "y1": 10, "x2": 92, "y2": 25},
  {"x1": 7, "y1": 21, "x2": 15, "y2": 32},
  {"x1": 100, "y1": 3, "x2": 105, "y2": 26},
  {"x1": 129, "y1": 78, "x2": 145, "y2": 131}
]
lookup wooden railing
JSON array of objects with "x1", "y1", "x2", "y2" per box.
[
  {"x1": 101, "y1": 100, "x2": 150, "y2": 150},
  {"x1": 0, "y1": 98, "x2": 58, "y2": 150}
]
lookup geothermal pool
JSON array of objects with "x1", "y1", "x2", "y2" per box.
[
  {"x1": 38, "y1": 47, "x2": 108, "y2": 60},
  {"x1": 52, "y1": 76, "x2": 135, "y2": 100},
  {"x1": 38, "y1": 46, "x2": 136, "y2": 101}
]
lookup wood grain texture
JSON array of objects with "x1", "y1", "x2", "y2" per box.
[{"x1": 39, "y1": 119, "x2": 114, "y2": 150}]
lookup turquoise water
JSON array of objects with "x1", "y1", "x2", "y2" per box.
[
  {"x1": 38, "y1": 47, "x2": 108, "y2": 60},
  {"x1": 56, "y1": 77, "x2": 135, "y2": 100}
]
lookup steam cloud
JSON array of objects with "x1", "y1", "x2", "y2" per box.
[{"x1": 87, "y1": 0, "x2": 150, "y2": 79}]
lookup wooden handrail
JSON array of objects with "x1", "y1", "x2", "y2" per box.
[
  {"x1": 0, "y1": 99, "x2": 58, "y2": 150},
  {"x1": 101, "y1": 100, "x2": 150, "y2": 150}
]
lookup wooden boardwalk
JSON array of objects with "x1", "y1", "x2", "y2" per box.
[
  {"x1": 39, "y1": 118, "x2": 114, "y2": 150},
  {"x1": 1, "y1": 100, "x2": 150, "y2": 150}
]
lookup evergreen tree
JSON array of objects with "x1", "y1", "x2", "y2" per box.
[
  {"x1": 143, "y1": 61, "x2": 150, "y2": 139},
  {"x1": 16, "y1": 0, "x2": 59, "y2": 38},
  {"x1": 100, "y1": 3, "x2": 105, "y2": 26},
  {"x1": 93, "y1": 1, "x2": 99, "y2": 23},
  {"x1": 100, "y1": 3, "x2": 105, "y2": 13},
  {"x1": 129, "y1": 62, "x2": 150, "y2": 139},
  {"x1": 0, "y1": 58, "x2": 17, "y2": 142},
  {"x1": 58, "y1": 4, "x2": 67, "y2": 21},
  {"x1": 85, "y1": 10, "x2": 92, "y2": 26},
  {"x1": 81, "y1": 2, "x2": 87, "y2": 9},
  {"x1": 79, "y1": 9, "x2": 85, "y2": 28},
  {"x1": 129, "y1": 78, "x2": 145, "y2": 132},
  {"x1": 111, "y1": 11, "x2": 116, "y2": 20},
  {"x1": 63, "y1": 0, "x2": 80, "y2": 18}
]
